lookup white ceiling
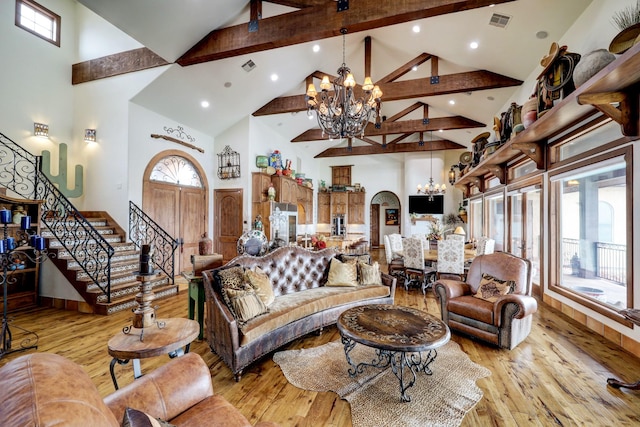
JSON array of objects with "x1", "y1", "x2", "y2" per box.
[{"x1": 76, "y1": 0, "x2": 594, "y2": 155}]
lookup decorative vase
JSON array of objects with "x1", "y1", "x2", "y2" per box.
[
  {"x1": 573, "y1": 49, "x2": 616, "y2": 87},
  {"x1": 198, "y1": 232, "x2": 212, "y2": 255}
]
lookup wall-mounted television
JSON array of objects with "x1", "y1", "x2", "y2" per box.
[{"x1": 408, "y1": 195, "x2": 444, "y2": 215}]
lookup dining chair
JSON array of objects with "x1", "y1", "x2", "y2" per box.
[
  {"x1": 388, "y1": 233, "x2": 404, "y2": 258},
  {"x1": 383, "y1": 234, "x2": 405, "y2": 277},
  {"x1": 446, "y1": 233, "x2": 465, "y2": 242},
  {"x1": 437, "y1": 238, "x2": 465, "y2": 280},
  {"x1": 402, "y1": 238, "x2": 435, "y2": 293},
  {"x1": 476, "y1": 236, "x2": 496, "y2": 255}
]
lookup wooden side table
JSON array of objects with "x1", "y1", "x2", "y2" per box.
[
  {"x1": 107, "y1": 317, "x2": 199, "y2": 390},
  {"x1": 183, "y1": 272, "x2": 205, "y2": 340}
]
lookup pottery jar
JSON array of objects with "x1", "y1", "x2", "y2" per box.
[{"x1": 573, "y1": 49, "x2": 616, "y2": 88}]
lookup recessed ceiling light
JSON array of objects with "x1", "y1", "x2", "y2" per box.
[
  {"x1": 487, "y1": 96, "x2": 495, "y2": 101},
  {"x1": 449, "y1": 100, "x2": 455, "y2": 105},
  {"x1": 412, "y1": 25, "x2": 420, "y2": 33},
  {"x1": 412, "y1": 65, "x2": 418, "y2": 71},
  {"x1": 224, "y1": 82, "x2": 232, "y2": 88},
  {"x1": 313, "y1": 44, "x2": 320, "y2": 52},
  {"x1": 536, "y1": 30, "x2": 549, "y2": 39},
  {"x1": 200, "y1": 100, "x2": 210, "y2": 108},
  {"x1": 470, "y1": 41, "x2": 479, "y2": 49},
  {"x1": 270, "y1": 74, "x2": 278, "y2": 82},
  {"x1": 439, "y1": 129, "x2": 443, "y2": 132}
]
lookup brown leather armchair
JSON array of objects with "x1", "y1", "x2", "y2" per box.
[
  {"x1": 0, "y1": 352, "x2": 279, "y2": 427},
  {"x1": 433, "y1": 252, "x2": 537, "y2": 350}
]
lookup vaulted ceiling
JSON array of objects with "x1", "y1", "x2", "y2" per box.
[{"x1": 76, "y1": 0, "x2": 594, "y2": 157}]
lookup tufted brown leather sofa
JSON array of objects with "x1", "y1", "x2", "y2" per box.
[
  {"x1": 0, "y1": 351, "x2": 279, "y2": 427},
  {"x1": 433, "y1": 252, "x2": 537, "y2": 350},
  {"x1": 203, "y1": 246, "x2": 396, "y2": 381}
]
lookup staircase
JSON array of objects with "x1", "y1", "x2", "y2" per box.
[{"x1": 43, "y1": 211, "x2": 179, "y2": 315}]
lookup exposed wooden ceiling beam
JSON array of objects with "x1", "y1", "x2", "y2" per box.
[
  {"x1": 177, "y1": 0, "x2": 515, "y2": 66},
  {"x1": 265, "y1": 0, "x2": 326, "y2": 7},
  {"x1": 314, "y1": 139, "x2": 465, "y2": 157},
  {"x1": 386, "y1": 102, "x2": 425, "y2": 122},
  {"x1": 291, "y1": 115, "x2": 485, "y2": 142},
  {"x1": 72, "y1": 48, "x2": 169, "y2": 85},
  {"x1": 253, "y1": 70, "x2": 522, "y2": 116},
  {"x1": 377, "y1": 53, "x2": 432, "y2": 84}
]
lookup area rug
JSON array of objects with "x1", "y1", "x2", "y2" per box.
[{"x1": 273, "y1": 340, "x2": 491, "y2": 427}]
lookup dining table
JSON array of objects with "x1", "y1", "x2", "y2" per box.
[{"x1": 395, "y1": 248, "x2": 477, "y2": 263}]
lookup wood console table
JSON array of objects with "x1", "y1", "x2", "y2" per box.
[{"x1": 107, "y1": 317, "x2": 199, "y2": 390}]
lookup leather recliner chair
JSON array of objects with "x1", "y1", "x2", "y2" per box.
[
  {"x1": 433, "y1": 252, "x2": 537, "y2": 350},
  {"x1": 0, "y1": 351, "x2": 279, "y2": 427}
]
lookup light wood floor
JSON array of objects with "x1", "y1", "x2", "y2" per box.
[{"x1": 2, "y1": 250, "x2": 640, "y2": 426}]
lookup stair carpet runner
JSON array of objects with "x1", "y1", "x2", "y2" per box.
[{"x1": 41, "y1": 214, "x2": 178, "y2": 315}]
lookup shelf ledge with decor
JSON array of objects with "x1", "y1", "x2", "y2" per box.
[{"x1": 455, "y1": 42, "x2": 640, "y2": 196}]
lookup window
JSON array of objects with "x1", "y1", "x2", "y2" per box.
[
  {"x1": 549, "y1": 148, "x2": 631, "y2": 314},
  {"x1": 150, "y1": 155, "x2": 204, "y2": 188},
  {"x1": 15, "y1": 0, "x2": 60, "y2": 46},
  {"x1": 485, "y1": 193, "x2": 504, "y2": 251},
  {"x1": 469, "y1": 198, "x2": 483, "y2": 241}
]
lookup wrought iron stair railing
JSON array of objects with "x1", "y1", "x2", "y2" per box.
[
  {"x1": 128, "y1": 201, "x2": 179, "y2": 281},
  {"x1": 0, "y1": 132, "x2": 114, "y2": 300}
]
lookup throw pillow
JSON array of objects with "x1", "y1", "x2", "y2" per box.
[
  {"x1": 224, "y1": 287, "x2": 268, "y2": 324},
  {"x1": 326, "y1": 257, "x2": 358, "y2": 287},
  {"x1": 473, "y1": 273, "x2": 516, "y2": 302},
  {"x1": 122, "y1": 407, "x2": 176, "y2": 427},
  {"x1": 339, "y1": 253, "x2": 371, "y2": 265},
  {"x1": 358, "y1": 261, "x2": 382, "y2": 286},
  {"x1": 216, "y1": 266, "x2": 251, "y2": 318},
  {"x1": 245, "y1": 267, "x2": 275, "y2": 306}
]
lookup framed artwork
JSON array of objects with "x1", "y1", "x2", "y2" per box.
[{"x1": 385, "y1": 208, "x2": 398, "y2": 225}]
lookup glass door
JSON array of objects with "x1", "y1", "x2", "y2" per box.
[{"x1": 508, "y1": 186, "x2": 541, "y2": 286}]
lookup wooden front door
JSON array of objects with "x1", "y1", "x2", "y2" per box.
[
  {"x1": 214, "y1": 188, "x2": 243, "y2": 262},
  {"x1": 143, "y1": 151, "x2": 208, "y2": 275},
  {"x1": 370, "y1": 203, "x2": 380, "y2": 248}
]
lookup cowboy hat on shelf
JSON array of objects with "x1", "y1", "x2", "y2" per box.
[{"x1": 537, "y1": 42, "x2": 568, "y2": 79}]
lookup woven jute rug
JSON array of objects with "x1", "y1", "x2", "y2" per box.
[{"x1": 273, "y1": 340, "x2": 491, "y2": 427}]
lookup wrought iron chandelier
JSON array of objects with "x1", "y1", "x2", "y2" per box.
[
  {"x1": 417, "y1": 133, "x2": 446, "y2": 201},
  {"x1": 305, "y1": 28, "x2": 383, "y2": 139}
]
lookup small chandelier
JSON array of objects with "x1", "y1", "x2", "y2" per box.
[
  {"x1": 417, "y1": 132, "x2": 446, "y2": 201},
  {"x1": 305, "y1": 28, "x2": 383, "y2": 139}
]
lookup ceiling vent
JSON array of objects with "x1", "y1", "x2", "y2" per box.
[
  {"x1": 241, "y1": 59, "x2": 257, "y2": 72},
  {"x1": 489, "y1": 13, "x2": 511, "y2": 29}
]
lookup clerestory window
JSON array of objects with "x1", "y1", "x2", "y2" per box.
[{"x1": 15, "y1": 0, "x2": 61, "y2": 47}]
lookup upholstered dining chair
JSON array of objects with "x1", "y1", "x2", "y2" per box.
[
  {"x1": 436, "y1": 238, "x2": 465, "y2": 280},
  {"x1": 383, "y1": 234, "x2": 404, "y2": 277},
  {"x1": 433, "y1": 252, "x2": 536, "y2": 349},
  {"x1": 402, "y1": 237, "x2": 435, "y2": 293},
  {"x1": 388, "y1": 233, "x2": 404, "y2": 258},
  {"x1": 476, "y1": 237, "x2": 496, "y2": 255},
  {"x1": 446, "y1": 233, "x2": 465, "y2": 242}
]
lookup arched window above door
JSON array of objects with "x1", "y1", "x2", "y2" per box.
[{"x1": 150, "y1": 155, "x2": 204, "y2": 188}]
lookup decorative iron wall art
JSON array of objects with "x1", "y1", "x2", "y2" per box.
[{"x1": 217, "y1": 146, "x2": 240, "y2": 179}]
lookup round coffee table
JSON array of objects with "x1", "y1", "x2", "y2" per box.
[{"x1": 336, "y1": 304, "x2": 450, "y2": 402}]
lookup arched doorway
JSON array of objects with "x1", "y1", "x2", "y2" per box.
[
  {"x1": 370, "y1": 191, "x2": 401, "y2": 248},
  {"x1": 142, "y1": 150, "x2": 209, "y2": 274}
]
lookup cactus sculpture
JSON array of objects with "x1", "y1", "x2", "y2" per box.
[{"x1": 41, "y1": 143, "x2": 84, "y2": 198}]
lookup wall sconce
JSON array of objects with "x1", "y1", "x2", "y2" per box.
[
  {"x1": 84, "y1": 129, "x2": 96, "y2": 143},
  {"x1": 448, "y1": 166, "x2": 457, "y2": 185},
  {"x1": 448, "y1": 163, "x2": 465, "y2": 185},
  {"x1": 34, "y1": 123, "x2": 49, "y2": 138}
]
